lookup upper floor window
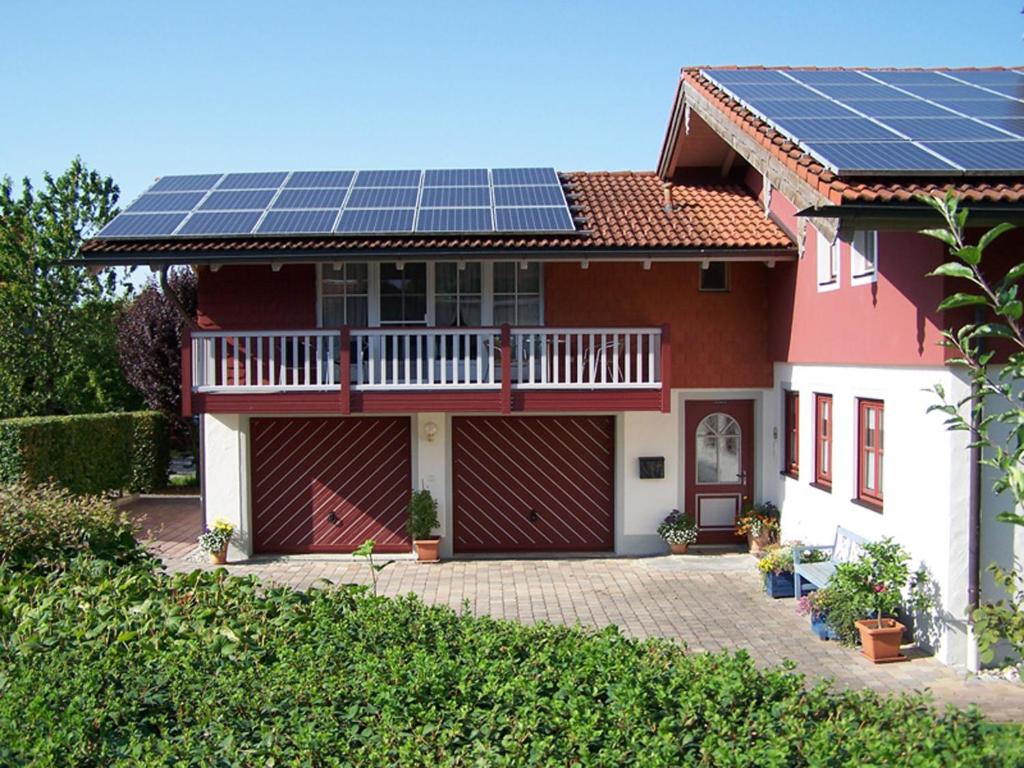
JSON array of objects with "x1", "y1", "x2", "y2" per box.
[
  {"x1": 699, "y1": 261, "x2": 729, "y2": 292},
  {"x1": 857, "y1": 399, "x2": 884, "y2": 509},
  {"x1": 814, "y1": 393, "x2": 832, "y2": 489},
  {"x1": 850, "y1": 230, "x2": 878, "y2": 286},
  {"x1": 784, "y1": 390, "x2": 799, "y2": 478},
  {"x1": 816, "y1": 229, "x2": 839, "y2": 292},
  {"x1": 320, "y1": 263, "x2": 369, "y2": 326},
  {"x1": 494, "y1": 262, "x2": 541, "y2": 326},
  {"x1": 379, "y1": 263, "x2": 427, "y2": 325},
  {"x1": 435, "y1": 262, "x2": 482, "y2": 327}
]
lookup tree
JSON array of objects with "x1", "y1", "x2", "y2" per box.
[
  {"x1": 922, "y1": 192, "x2": 1024, "y2": 664},
  {"x1": 0, "y1": 158, "x2": 139, "y2": 417},
  {"x1": 116, "y1": 268, "x2": 197, "y2": 436}
]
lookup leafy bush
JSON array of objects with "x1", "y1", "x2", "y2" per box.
[
  {"x1": 0, "y1": 557, "x2": 1017, "y2": 766},
  {"x1": 0, "y1": 483, "x2": 145, "y2": 570},
  {"x1": 0, "y1": 410, "x2": 168, "y2": 494},
  {"x1": 406, "y1": 488, "x2": 438, "y2": 540}
]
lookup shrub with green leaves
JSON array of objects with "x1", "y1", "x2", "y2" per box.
[
  {"x1": 0, "y1": 410, "x2": 168, "y2": 494},
  {"x1": 0, "y1": 557, "x2": 1017, "y2": 766},
  {"x1": 0, "y1": 482, "x2": 145, "y2": 570},
  {"x1": 406, "y1": 488, "x2": 439, "y2": 540}
]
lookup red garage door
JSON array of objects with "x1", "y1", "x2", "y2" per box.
[
  {"x1": 250, "y1": 417, "x2": 411, "y2": 554},
  {"x1": 452, "y1": 416, "x2": 614, "y2": 553}
]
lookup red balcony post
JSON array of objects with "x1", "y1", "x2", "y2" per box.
[
  {"x1": 660, "y1": 323, "x2": 672, "y2": 414},
  {"x1": 181, "y1": 327, "x2": 193, "y2": 418},
  {"x1": 500, "y1": 324, "x2": 512, "y2": 414},
  {"x1": 339, "y1": 326, "x2": 351, "y2": 415}
]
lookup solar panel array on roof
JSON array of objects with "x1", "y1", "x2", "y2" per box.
[
  {"x1": 97, "y1": 168, "x2": 576, "y2": 239},
  {"x1": 700, "y1": 68, "x2": 1024, "y2": 175}
]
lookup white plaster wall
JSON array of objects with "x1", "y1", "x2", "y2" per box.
[
  {"x1": 202, "y1": 413, "x2": 252, "y2": 559},
  {"x1": 619, "y1": 406, "x2": 680, "y2": 551},
  {"x1": 414, "y1": 413, "x2": 449, "y2": 556},
  {"x1": 768, "y1": 363, "x2": 973, "y2": 666}
]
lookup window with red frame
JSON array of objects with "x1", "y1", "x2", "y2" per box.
[
  {"x1": 784, "y1": 391, "x2": 799, "y2": 477},
  {"x1": 858, "y1": 399, "x2": 884, "y2": 507},
  {"x1": 815, "y1": 394, "x2": 832, "y2": 488}
]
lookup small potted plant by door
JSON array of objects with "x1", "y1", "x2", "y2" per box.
[
  {"x1": 657, "y1": 509, "x2": 698, "y2": 554},
  {"x1": 758, "y1": 542, "x2": 827, "y2": 598},
  {"x1": 407, "y1": 489, "x2": 441, "y2": 563},
  {"x1": 846, "y1": 538, "x2": 932, "y2": 663},
  {"x1": 198, "y1": 519, "x2": 234, "y2": 565},
  {"x1": 735, "y1": 501, "x2": 780, "y2": 554}
]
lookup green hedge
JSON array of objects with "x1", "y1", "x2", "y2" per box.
[
  {"x1": 0, "y1": 411, "x2": 169, "y2": 494},
  {"x1": 0, "y1": 559, "x2": 1017, "y2": 766}
]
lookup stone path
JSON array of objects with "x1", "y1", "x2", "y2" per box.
[{"x1": 128, "y1": 495, "x2": 1024, "y2": 722}]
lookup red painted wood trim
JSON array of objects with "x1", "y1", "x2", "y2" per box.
[
  {"x1": 660, "y1": 323, "x2": 672, "y2": 413},
  {"x1": 500, "y1": 324, "x2": 512, "y2": 414},
  {"x1": 339, "y1": 327, "x2": 351, "y2": 415},
  {"x1": 352, "y1": 391, "x2": 503, "y2": 413},
  {"x1": 513, "y1": 389, "x2": 661, "y2": 412},
  {"x1": 193, "y1": 392, "x2": 345, "y2": 414},
  {"x1": 181, "y1": 328, "x2": 193, "y2": 418}
]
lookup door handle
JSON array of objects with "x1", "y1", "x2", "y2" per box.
[
  {"x1": 736, "y1": 471, "x2": 749, "y2": 485},
  {"x1": 528, "y1": 509, "x2": 539, "y2": 523},
  {"x1": 327, "y1": 511, "x2": 339, "y2": 525}
]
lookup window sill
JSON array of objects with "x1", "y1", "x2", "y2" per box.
[
  {"x1": 810, "y1": 481, "x2": 832, "y2": 494},
  {"x1": 780, "y1": 470, "x2": 799, "y2": 481},
  {"x1": 851, "y1": 497, "x2": 883, "y2": 513}
]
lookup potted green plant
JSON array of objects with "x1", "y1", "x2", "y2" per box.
[
  {"x1": 198, "y1": 518, "x2": 234, "y2": 565},
  {"x1": 657, "y1": 509, "x2": 697, "y2": 554},
  {"x1": 796, "y1": 589, "x2": 841, "y2": 641},
  {"x1": 758, "y1": 542, "x2": 827, "y2": 598},
  {"x1": 838, "y1": 538, "x2": 932, "y2": 662},
  {"x1": 735, "y1": 500, "x2": 780, "y2": 553},
  {"x1": 407, "y1": 489, "x2": 440, "y2": 563}
]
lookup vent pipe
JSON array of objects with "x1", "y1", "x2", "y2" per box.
[{"x1": 663, "y1": 181, "x2": 673, "y2": 213}]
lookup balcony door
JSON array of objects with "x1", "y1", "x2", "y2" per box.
[{"x1": 379, "y1": 263, "x2": 427, "y2": 326}]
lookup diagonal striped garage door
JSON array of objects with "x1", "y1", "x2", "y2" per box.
[
  {"x1": 452, "y1": 416, "x2": 614, "y2": 553},
  {"x1": 250, "y1": 417, "x2": 412, "y2": 554}
]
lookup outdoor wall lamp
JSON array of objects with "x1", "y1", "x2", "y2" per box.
[{"x1": 423, "y1": 421, "x2": 438, "y2": 442}]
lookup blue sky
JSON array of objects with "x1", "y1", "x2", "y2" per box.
[{"x1": 3, "y1": 1, "x2": 1023, "y2": 209}]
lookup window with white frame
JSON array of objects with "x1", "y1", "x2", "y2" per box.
[
  {"x1": 435, "y1": 262, "x2": 482, "y2": 327},
  {"x1": 493, "y1": 262, "x2": 541, "y2": 326},
  {"x1": 850, "y1": 230, "x2": 878, "y2": 286},
  {"x1": 320, "y1": 263, "x2": 369, "y2": 326},
  {"x1": 816, "y1": 229, "x2": 839, "y2": 292}
]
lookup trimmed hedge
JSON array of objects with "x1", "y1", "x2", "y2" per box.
[
  {"x1": 0, "y1": 411, "x2": 169, "y2": 494},
  {"x1": 0, "y1": 559, "x2": 1018, "y2": 766}
]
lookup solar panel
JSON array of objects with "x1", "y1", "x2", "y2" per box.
[
  {"x1": 417, "y1": 208, "x2": 493, "y2": 233},
  {"x1": 125, "y1": 192, "x2": 206, "y2": 213},
  {"x1": 336, "y1": 209, "x2": 415, "y2": 233},
  {"x1": 149, "y1": 174, "x2": 222, "y2": 192},
  {"x1": 496, "y1": 207, "x2": 574, "y2": 232},
  {"x1": 256, "y1": 210, "x2": 340, "y2": 234},
  {"x1": 94, "y1": 168, "x2": 575, "y2": 238},
  {"x1": 701, "y1": 66, "x2": 1024, "y2": 174},
  {"x1": 96, "y1": 213, "x2": 187, "y2": 237}
]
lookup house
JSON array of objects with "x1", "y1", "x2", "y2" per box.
[{"x1": 80, "y1": 66, "x2": 1024, "y2": 670}]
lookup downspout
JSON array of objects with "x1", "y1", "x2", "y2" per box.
[{"x1": 965, "y1": 307, "x2": 985, "y2": 673}]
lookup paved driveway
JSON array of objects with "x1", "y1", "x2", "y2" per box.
[{"x1": 132, "y1": 495, "x2": 1024, "y2": 722}]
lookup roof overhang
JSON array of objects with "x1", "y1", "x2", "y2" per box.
[{"x1": 797, "y1": 203, "x2": 1024, "y2": 231}]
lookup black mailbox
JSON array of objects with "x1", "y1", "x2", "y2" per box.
[{"x1": 638, "y1": 456, "x2": 665, "y2": 479}]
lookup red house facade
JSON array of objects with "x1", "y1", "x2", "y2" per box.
[{"x1": 81, "y1": 66, "x2": 1024, "y2": 670}]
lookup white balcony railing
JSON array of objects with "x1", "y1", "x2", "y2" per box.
[{"x1": 190, "y1": 326, "x2": 664, "y2": 393}]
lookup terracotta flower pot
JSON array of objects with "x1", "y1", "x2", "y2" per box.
[
  {"x1": 747, "y1": 531, "x2": 772, "y2": 554},
  {"x1": 855, "y1": 618, "x2": 907, "y2": 663},
  {"x1": 669, "y1": 542, "x2": 689, "y2": 555},
  {"x1": 209, "y1": 545, "x2": 227, "y2": 565},
  {"x1": 415, "y1": 538, "x2": 441, "y2": 563}
]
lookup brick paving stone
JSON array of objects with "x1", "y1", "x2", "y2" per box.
[{"x1": 131, "y1": 496, "x2": 1024, "y2": 722}]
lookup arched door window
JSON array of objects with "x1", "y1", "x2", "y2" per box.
[{"x1": 696, "y1": 413, "x2": 741, "y2": 484}]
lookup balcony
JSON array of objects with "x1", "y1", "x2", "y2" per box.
[{"x1": 183, "y1": 325, "x2": 670, "y2": 415}]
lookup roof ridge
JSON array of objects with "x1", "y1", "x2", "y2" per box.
[{"x1": 683, "y1": 64, "x2": 1024, "y2": 74}]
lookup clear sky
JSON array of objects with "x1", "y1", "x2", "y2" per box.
[{"x1": 3, "y1": 1, "x2": 1023, "y2": 211}]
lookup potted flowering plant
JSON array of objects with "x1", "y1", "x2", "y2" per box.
[
  {"x1": 198, "y1": 519, "x2": 234, "y2": 564},
  {"x1": 407, "y1": 489, "x2": 441, "y2": 563},
  {"x1": 757, "y1": 542, "x2": 828, "y2": 598},
  {"x1": 735, "y1": 500, "x2": 780, "y2": 553},
  {"x1": 838, "y1": 538, "x2": 932, "y2": 662},
  {"x1": 657, "y1": 510, "x2": 697, "y2": 554},
  {"x1": 796, "y1": 589, "x2": 841, "y2": 641}
]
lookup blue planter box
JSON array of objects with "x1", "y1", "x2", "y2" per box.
[
  {"x1": 763, "y1": 571, "x2": 815, "y2": 599},
  {"x1": 810, "y1": 612, "x2": 840, "y2": 641}
]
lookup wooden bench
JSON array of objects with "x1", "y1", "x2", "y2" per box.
[{"x1": 793, "y1": 526, "x2": 869, "y2": 595}]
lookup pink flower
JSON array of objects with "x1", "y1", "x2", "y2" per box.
[{"x1": 873, "y1": 583, "x2": 886, "y2": 593}]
